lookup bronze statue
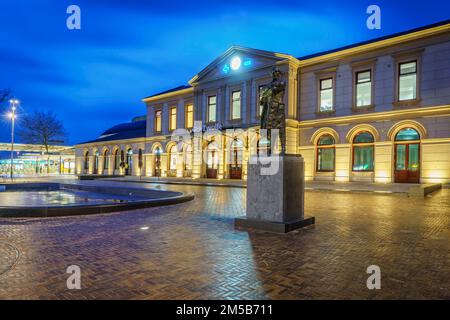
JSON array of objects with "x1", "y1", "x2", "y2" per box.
[{"x1": 260, "y1": 67, "x2": 286, "y2": 155}]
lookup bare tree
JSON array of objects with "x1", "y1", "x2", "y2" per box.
[
  {"x1": 18, "y1": 110, "x2": 66, "y2": 173},
  {"x1": 0, "y1": 89, "x2": 11, "y2": 105}
]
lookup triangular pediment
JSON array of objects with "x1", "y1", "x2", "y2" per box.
[{"x1": 189, "y1": 46, "x2": 293, "y2": 85}]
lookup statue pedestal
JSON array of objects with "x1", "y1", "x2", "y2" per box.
[{"x1": 235, "y1": 154, "x2": 315, "y2": 233}]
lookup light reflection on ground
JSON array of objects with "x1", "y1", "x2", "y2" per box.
[{"x1": 0, "y1": 190, "x2": 142, "y2": 206}]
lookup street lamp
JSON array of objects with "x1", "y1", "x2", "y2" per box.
[{"x1": 8, "y1": 98, "x2": 19, "y2": 180}]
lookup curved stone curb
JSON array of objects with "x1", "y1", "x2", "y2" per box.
[{"x1": 0, "y1": 183, "x2": 194, "y2": 218}]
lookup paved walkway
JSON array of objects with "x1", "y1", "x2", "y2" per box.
[{"x1": 0, "y1": 181, "x2": 449, "y2": 299}]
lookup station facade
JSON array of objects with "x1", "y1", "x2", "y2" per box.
[{"x1": 76, "y1": 21, "x2": 450, "y2": 184}]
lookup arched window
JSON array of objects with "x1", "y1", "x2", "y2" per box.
[
  {"x1": 169, "y1": 144, "x2": 178, "y2": 171},
  {"x1": 126, "y1": 149, "x2": 133, "y2": 175},
  {"x1": 316, "y1": 134, "x2": 335, "y2": 172},
  {"x1": 114, "y1": 149, "x2": 120, "y2": 170},
  {"x1": 352, "y1": 131, "x2": 374, "y2": 171},
  {"x1": 93, "y1": 151, "x2": 100, "y2": 173},
  {"x1": 103, "y1": 149, "x2": 109, "y2": 170},
  {"x1": 395, "y1": 128, "x2": 420, "y2": 141},
  {"x1": 84, "y1": 151, "x2": 89, "y2": 170}
]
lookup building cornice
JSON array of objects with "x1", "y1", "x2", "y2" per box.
[
  {"x1": 298, "y1": 22, "x2": 450, "y2": 67},
  {"x1": 142, "y1": 87, "x2": 194, "y2": 104},
  {"x1": 298, "y1": 105, "x2": 450, "y2": 127}
]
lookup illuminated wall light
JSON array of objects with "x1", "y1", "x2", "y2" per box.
[{"x1": 230, "y1": 56, "x2": 242, "y2": 70}]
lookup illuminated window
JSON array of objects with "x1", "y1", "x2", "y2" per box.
[
  {"x1": 154, "y1": 110, "x2": 162, "y2": 133},
  {"x1": 316, "y1": 134, "x2": 335, "y2": 172},
  {"x1": 319, "y1": 78, "x2": 334, "y2": 112},
  {"x1": 185, "y1": 103, "x2": 194, "y2": 129},
  {"x1": 398, "y1": 61, "x2": 417, "y2": 101},
  {"x1": 355, "y1": 70, "x2": 372, "y2": 107},
  {"x1": 395, "y1": 128, "x2": 420, "y2": 141},
  {"x1": 169, "y1": 107, "x2": 177, "y2": 131},
  {"x1": 208, "y1": 95, "x2": 217, "y2": 123},
  {"x1": 352, "y1": 132, "x2": 374, "y2": 172},
  {"x1": 231, "y1": 90, "x2": 241, "y2": 120}
]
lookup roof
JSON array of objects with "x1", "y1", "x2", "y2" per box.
[
  {"x1": 143, "y1": 85, "x2": 192, "y2": 100},
  {"x1": 78, "y1": 119, "x2": 146, "y2": 145},
  {"x1": 298, "y1": 18, "x2": 450, "y2": 60}
]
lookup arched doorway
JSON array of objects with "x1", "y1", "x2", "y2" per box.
[
  {"x1": 394, "y1": 128, "x2": 420, "y2": 183},
  {"x1": 229, "y1": 139, "x2": 243, "y2": 179},
  {"x1": 154, "y1": 147, "x2": 162, "y2": 177},
  {"x1": 206, "y1": 141, "x2": 219, "y2": 179}
]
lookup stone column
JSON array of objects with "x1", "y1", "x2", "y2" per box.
[{"x1": 235, "y1": 154, "x2": 315, "y2": 233}]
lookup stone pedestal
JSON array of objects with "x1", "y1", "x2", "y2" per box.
[{"x1": 235, "y1": 154, "x2": 315, "y2": 233}]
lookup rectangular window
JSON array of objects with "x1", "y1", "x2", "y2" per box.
[
  {"x1": 319, "y1": 78, "x2": 334, "y2": 112},
  {"x1": 185, "y1": 103, "x2": 194, "y2": 129},
  {"x1": 169, "y1": 107, "x2": 177, "y2": 131},
  {"x1": 258, "y1": 85, "x2": 266, "y2": 117},
  {"x1": 353, "y1": 146, "x2": 374, "y2": 171},
  {"x1": 398, "y1": 61, "x2": 417, "y2": 101},
  {"x1": 355, "y1": 70, "x2": 372, "y2": 107},
  {"x1": 154, "y1": 110, "x2": 162, "y2": 133},
  {"x1": 231, "y1": 90, "x2": 241, "y2": 120},
  {"x1": 208, "y1": 95, "x2": 217, "y2": 123}
]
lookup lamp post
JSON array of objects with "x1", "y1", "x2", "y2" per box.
[{"x1": 8, "y1": 99, "x2": 19, "y2": 180}]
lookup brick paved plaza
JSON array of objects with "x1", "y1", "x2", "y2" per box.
[{"x1": 0, "y1": 182, "x2": 449, "y2": 299}]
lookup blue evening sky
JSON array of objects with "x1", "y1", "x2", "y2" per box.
[{"x1": 0, "y1": 0, "x2": 449, "y2": 144}]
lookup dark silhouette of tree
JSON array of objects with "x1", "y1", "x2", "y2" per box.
[
  {"x1": 0, "y1": 89, "x2": 11, "y2": 105},
  {"x1": 18, "y1": 110, "x2": 66, "y2": 173}
]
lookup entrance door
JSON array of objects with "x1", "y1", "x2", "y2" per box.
[
  {"x1": 229, "y1": 140, "x2": 243, "y2": 179},
  {"x1": 206, "y1": 142, "x2": 218, "y2": 179},
  {"x1": 394, "y1": 143, "x2": 420, "y2": 183}
]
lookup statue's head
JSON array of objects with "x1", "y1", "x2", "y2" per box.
[{"x1": 271, "y1": 67, "x2": 282, "y2": 80}]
